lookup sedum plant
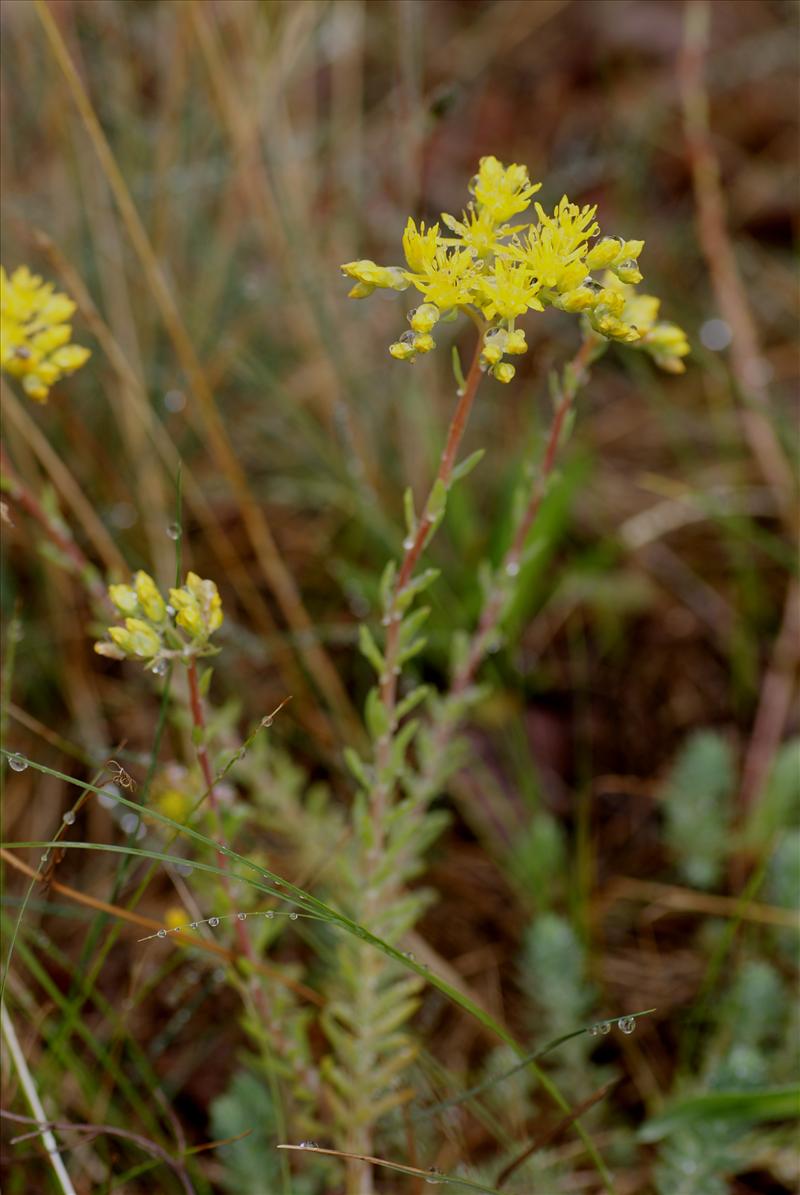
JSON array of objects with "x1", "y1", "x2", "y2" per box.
[
  {"x1": 3, "y1": 159, "x2": 689, "y2": 1193},
  {"x1": 331, "y1": 156, "x2": 688, "y2": 1188}
]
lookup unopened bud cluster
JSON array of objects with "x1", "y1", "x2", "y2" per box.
[{"x1": 94, "y1": 570, "x2": 223, "y2": 667}]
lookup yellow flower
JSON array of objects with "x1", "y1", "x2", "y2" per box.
[
  {"x1": 440, "y1": 208, "x2": 506, "y2": 259},
  {"x1": 1, "y1": 265, "x2": 90, "y2": 402},
  {"x1": 474, "y1": 259, "x2": 542, "y2": 321},
  {"x1": 402, "y1": 219, "x2": 441, "y2": 274},
  {"x1": 406, "y1": 245, "x2": 477, "y2": 310},
  {"x1": 338, "y1": 156, "x2": 684, "y2": 383},
  {"x1": 470, "y1": 155, "x2": 541, "y2": 224}
]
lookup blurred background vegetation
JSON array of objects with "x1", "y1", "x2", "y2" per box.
[{"x1": 1, "y1": 1, "x2": 798, "y2": 1193}]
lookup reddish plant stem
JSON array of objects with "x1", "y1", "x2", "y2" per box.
[
  {"x1": 1, "y1": 443, "x2": 109, "y2": 607},
  {"x1": 371, "y1": 330, "x2": 487, "y2": 837},
  {"x1": 738, "y1": 579, "x2": 800, "y2": 811},
  {"x1": 452, "y1": 335, "x2": 595, "y2": 697},
  {"x1": 186, "y1": 658, "x2": 321, "y2": 1099},
  {"x1": 186, "y1": 660, "x2": 263, "y2": 961}
]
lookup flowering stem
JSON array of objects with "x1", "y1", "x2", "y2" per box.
[
  {"x1": 452, "y1": 333, "x2": 596, "y2": 697},
  {"x1": 185, "y1": 659, "x2": 255, "y2": 958},
  {"x1": 372, "y1": 327, "x2": 487, "y2": 833}
]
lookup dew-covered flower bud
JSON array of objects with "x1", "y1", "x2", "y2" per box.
[
  {"x1": 389, "y1": 340, "x2": 416, "y2": 361},
  {"x1": 613, "y1": 259, "x2": 643, "y2": 285},
  {"x1": 585, "y1": 235, "x2": 625, "y2": 271},
  {"x1": 493, "y1": 362, "x2": 516, "y2": 383},
  {"x1": 408, "y1": 303, "x2": 440, "y2": 333}
]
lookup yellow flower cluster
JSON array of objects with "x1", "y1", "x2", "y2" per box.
[
  {"x1": 95, "y1": 570, "x2": 223, "y2": 667},
  {"x1": 341, "y1": 156, "x2": 688, "y2": 381},
  {"x1": 1, "y1": 266, "x2": 90, "y2": 402}
]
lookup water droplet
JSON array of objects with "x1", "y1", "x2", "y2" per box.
[
  {"x1": 589, "y1": 1024, "x2": 601, "y2": 1037},
  {"x1": 266, "y1": 910, "x2": 275, "y2": 919},
  {"x1": 618, "y1": 1016, "x2": 636, "y2": 1035},
  {"x1": 236, "y1": 912, "x2": 247, "y2": 921},
  {"x1": 289, "y1": 912, "x2": 298, "y2": 921},
  {"x1": 272, "y1": 878, "x2": 282, "y2": 887},
  {"x1": 582, "y1": 277, "x2": 604, "y2": 294},
  {"x1": 120, "y1": 813, "x2": 140, "y2": 835},
  {"x1": 505, "y1": 560, "x2": 520, "y2": 578},
  {"x1": 166, "y1": 523, "x2": 182, "y2": 541},
  {"x1": 298, "y1": 1140, "x2": 319, "y2": 1150},
  {"x1": 62, "y1": 810, "x2": 76, "y2": 826},
  {"x1": 40, "y1": 852, "x2": 50, "y2": 865},
  {"x1": 699, "y1": 317, "x2": 732, "y2": 352},
  {"x1": 9, "y1": 754, "x2": 28, "y2": 772},
  {"x1": 209, "y1": 917, "x2": 220, "y2": 928},
  {"x1": 163, "y1": 389, "x2": 186, "y2": 413},
  {"x1": 189, "y1": 922, "x2": 199, "y2": 929},
  {"x1": 176, "y1": 862, "x2": 193, "y2": 877},
  {"x1": 98, "y1": 785, "x2": 119, "y2": 808},
  {"x1": 403, "y1": 950, "x2": 415, "y2": 961},
  {"x1": 166, "y1": 604, "x2": 175, "y2": 616},
  {"x1": 157, "y1": 929, "x2": 167, "y2": 938},
  {"x1": 599, "y1": 1021, "x2": 611, "y2": 1035},
  {"x1": 151, "y1": 659, "x2": 168, "y2": 676},
  {"x1": 399, "y1": 330, "x2": 416, "y2": 345},
  {"x1": 381, "y1": 614, "x2": 391, "y2": 627},
  {"x1": 425, "y1": 1168, "x2": 443, "y2": 1185},
  {"x1": 402, "y1": 535, "x2": 415, "y2": 551}
]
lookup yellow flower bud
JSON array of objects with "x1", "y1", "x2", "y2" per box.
[
  {"x1": 109, "y1": 584, "x2": 138, "y2": 616},
  {"x1": 21, "y1": 374, "x2": 48, "y2": 402},
  {"x1": 585, "y1": 236, "x2": 625, "y2": 271},
  {"x1": 493, "y1": 362, "x2": 516, "y2": 384},
  {"x1": 94, "y1": 640, "x2": 126, "y2": 661},
  {"x1": 481, "y1": 343, "x2": 504, "y2": 366},
  {"x1": 613, "y1": 260, "x2": 643, "y2": 285},
  {"x1": 413, "y1": 332, "x2": 435, "y2": 354},
  {"x1": 559, "y1": 286, "x2": 598, "y2": 313},
  {"x1": 123, "y1": 618, "x2": 162, "y2": 658},
  {"x1": 409, "y1": 303, "x2": 440, "y2": 333},
  {"x1": 389, "y1": 340, "x2": 416, "y2": 361},
  {"x1": 134, "y1": 571, "x2": 166, "y2": 621},
  {"x1": 504, "y1": 329, "x2": 527, "y2": 355},
  {"x1": 109, "y1": 626, "x2": 134, "y2": 653}
]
